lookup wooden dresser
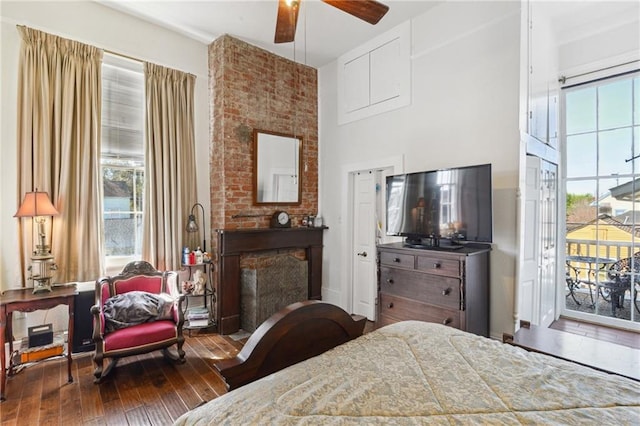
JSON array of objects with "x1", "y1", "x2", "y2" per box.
[{"x1": 377, "y1": 242, "x2": 490, "y2": 337}]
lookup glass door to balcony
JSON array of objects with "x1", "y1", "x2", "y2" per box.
[{"x1": 562, "y1": 71, "x2": 639, "y2": 329}]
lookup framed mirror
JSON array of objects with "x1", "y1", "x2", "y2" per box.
[{"x1": 253, "y1": 129, "x2": 302, "y2": 205}]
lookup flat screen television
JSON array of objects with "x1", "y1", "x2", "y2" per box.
[{"x1": 386, "y1": 163, "x2": 492, "y2": 249}]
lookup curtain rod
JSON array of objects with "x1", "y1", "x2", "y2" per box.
[
  {"x1": 17, "y1": 24, "x2": 196, "y2": 79},
  {"x1": 560, "y1": 68, "x2": 639, "y2": 90},
  {"x1": 103, "y1": 48, "x2": 196, "y2": 78},
  {"x1": 558, "y1": 59, "x2": 639, "y2": 84},
  {"x1": 104, "y1": 48, "x2": 143, "y2": 64}
]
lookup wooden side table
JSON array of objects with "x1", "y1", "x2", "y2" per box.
[{"x1": 0, "y1": 284, "x2": 77, "y2": 401}]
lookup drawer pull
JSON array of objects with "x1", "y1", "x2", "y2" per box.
[
  {"x1": 442, "y1": 288, "x2": 451, "y2": 296},
  {"x1": 357, "y1": 251, "x2": 368, "y2": 257},
  {"x1": 387, "y1": 302, "x2": 394, "y2": 308},
  {"x1": 393, "y1": 257, "x2": 401, "y2": 263},
  {"x1": 433, "y1": 262, "x2": 441, "y2": 269},
  {"x1": 386, "y1": 278, "x2": 394, "y2": 284},
  {"x1": 442, "y1": 318, "x2": 452, "y2": 325}
]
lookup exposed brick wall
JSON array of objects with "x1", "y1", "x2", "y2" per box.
[{"x1": 208, "y1": 35, "x2": 318, "y2": 260}]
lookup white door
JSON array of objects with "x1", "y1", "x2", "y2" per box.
[
  {"x1": 539, "y1": 160, "x2": 557, "y2": 327},
  {"x1": 520, "y1": 156, "x2": 541, "y2": 323},
  {"x1": 274, "y1": 173, "x2": 297, "y2": 202},
  {"x1": 520, "y1": 155, "x2": 557, "y2": 327},
  {"x1": 352, "y1": 171, "x2": 377, "y2": 320}
]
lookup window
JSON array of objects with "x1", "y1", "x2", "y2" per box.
[
  {"x1": 101, "y1": 54, "x2": 145, "y2": 260},
  {"x1": 563, "y1": 71, "x2": 639, "y2": 325}
]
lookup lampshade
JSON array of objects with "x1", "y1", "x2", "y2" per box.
[
  {"x1": 186, "y1": 214, "x2": 199, "y2": 233},
  {"x1": 14, "y1": 189, "x2": 59, "y2": 293},
  {"x1": 14, "y1": 190, "x2": 59, "y2": 217}
]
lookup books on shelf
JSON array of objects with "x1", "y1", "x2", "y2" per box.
[
  {"x1": 187, "y1": 318, "x2": 210, "y2": 327},
  {"x1": 186, "y1": 307, "x2": 209, "y2": 327},
  {"x1": 187, "y1": 307, "x2": 209, "y2": 318}
]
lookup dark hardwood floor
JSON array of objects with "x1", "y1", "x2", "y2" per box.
[
  {"x1": 550, "y1": 317, "x2": 640, "y2": 349},
  {"x1": 0, "y1": 331, "x2": 245, "y2": 425},
  {"x1": 1, "y1": 319, "x2": 635, "y2": 425},
  {"x1": 0, "y1": 321, "x2": 377, "y2": 425},
  {"x1": 506, "y1": 317, "x2": 640, "y2": 381}
]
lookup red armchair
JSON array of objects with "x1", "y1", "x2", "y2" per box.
[{"x1": 91, "y1": 261, "x2": 185, "y2": 383}]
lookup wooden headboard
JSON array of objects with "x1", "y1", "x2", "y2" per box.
[{"x1": 214, "y1": 300, "x2": 367, "y2": 390}]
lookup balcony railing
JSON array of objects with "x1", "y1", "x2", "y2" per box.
[
  {"x1": 566, "y1": 239, "x2": 637, "y2": 261},
  {"x1": 565, "y1": 239, "x2": 639, "y2": 323}
]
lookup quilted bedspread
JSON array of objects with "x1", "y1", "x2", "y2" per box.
[{"x1": 174, "y1": 321, "x2": 640, "y2": 425}]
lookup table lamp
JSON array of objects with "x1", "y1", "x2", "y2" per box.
[{"x1": 14, "y1": 189, "x2": 59, "y2": 293}]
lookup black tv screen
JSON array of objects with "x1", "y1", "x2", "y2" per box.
[{"x1": 386, "y1": 164, "x2": 493, "y2": 247}]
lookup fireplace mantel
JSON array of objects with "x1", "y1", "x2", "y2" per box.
[{"x1": 215, "y1": 227, "x2": 326, "y2": 334}]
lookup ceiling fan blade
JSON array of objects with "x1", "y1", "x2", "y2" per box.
[
  {"x1": 275, "y1": 0, "x2": 300, "y2": 43},
  {"x1": 322, "y1": 0, "x2": 389, "y2": 25}
]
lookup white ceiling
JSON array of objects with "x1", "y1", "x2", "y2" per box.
[
  {"x1": 97, "y1": 0, "x2": 442, "y2": 68},
  {"x1": 97, "y1": 0, "x2": 639, "y2": 68}
]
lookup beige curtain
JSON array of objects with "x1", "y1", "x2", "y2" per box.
[
  {"x1": 16, "y1": 26, "x2": 104, "y2": 284},
  {"x1": 143, "y1": 63, "x2": 197, "y2": 271}
]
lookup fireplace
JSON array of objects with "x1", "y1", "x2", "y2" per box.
[
  {"x1": 216, "y1": 227, "x2": 325, "y2": 334},
  {"x1": 240, "y1": 255, "x2": 308, "y2": 332}
]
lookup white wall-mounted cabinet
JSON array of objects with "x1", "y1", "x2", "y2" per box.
[
  {"x1": 527, "y1": 4, "x2": 559, "y2": 149},
  {"x1": 337, "y1": 21, "x2": 411, "y2": 125}
]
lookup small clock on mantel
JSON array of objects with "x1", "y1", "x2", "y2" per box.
[{"x1": 270, "y1": 210, "x2": 291, "y2": 228}]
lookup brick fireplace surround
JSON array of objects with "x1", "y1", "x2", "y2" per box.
[{"x1": 208, "y1": 36, "x2": 320, "y2": 334}]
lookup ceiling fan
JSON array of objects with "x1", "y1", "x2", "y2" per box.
[{"x1": 275, "y1": 0, "x2": 390, "y2": 43}]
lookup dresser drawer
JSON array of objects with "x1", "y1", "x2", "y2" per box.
[
  {"x1": 379, "y1": 293, "x2": 461, "y2": 329},
  {"x1": 379, "y1": 267, "x2": 460, "y2": 309},
  {"x1": 415, "y1": 256, "x2": 460, "y2": 277},
  {"x1": 379, "y1": 251, "x2": 414, "y2": 268}
]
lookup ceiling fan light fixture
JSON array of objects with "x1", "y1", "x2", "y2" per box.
[{"x1": 275, "y1": 0, "x2": 390, "y2": 44}]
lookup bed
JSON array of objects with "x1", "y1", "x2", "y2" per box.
[{"x1": 174, "y1": 301, "x2": 640, "y2": 425}]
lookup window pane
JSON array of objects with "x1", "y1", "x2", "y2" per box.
[
  {"x1": 102, "y1": 61, "x2": 144, "y2": 162},
  {"x1": 566, "y1": 88, "x2": 596, "y2": 135},
  {"x1": 135, "y1": 169, "x2": 144, "y2": 211},
  {"x1": 566, "y1": 133, "x2": 596, "y2": 178},
  {"x1": 101, "y1": 54, "x2": 144, "y2": 259},
  {"x1": 634, "y1": 126, "x2": 640, "y2": 171},
  {"x1": 598, "y1": 128, "x2": 632, "y2": 176},
  {"x1": 104, "y1": 213, "x2": 136, "y2": 256},
  {"x1": 103, "y1": 167, "x2": 143, "y2": 256},
  {"x1": 634, "y1": 77, "x2": 639, "y2": 125},
  {"x1": 606, "y1": 176, "x2": 639, "y2": 215},
  {"x1": 564, "y1": 72, "x2": 639, "y2": 323},
  {"x1": 566, "y1": 180, "x2": 597, "y2": 226},
  {"x1": 598, "y1": 79, "x2": 632, "y2": 130}
]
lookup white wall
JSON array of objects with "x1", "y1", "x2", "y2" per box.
[
  {"x1": 0, "y1": 1, "x2": 209, "y2": 335},
  {"x1": 559, "y1": 19, "x2": 639, "y2": 78},
  {"x1": 318, "y1": 1, "x2": 522, "y2": 339}
]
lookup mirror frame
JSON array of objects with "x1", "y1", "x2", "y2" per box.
[{"x1": 252, "y1": 129, "x2": 303, "y2": 205}]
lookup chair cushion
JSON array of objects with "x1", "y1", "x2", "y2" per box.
[
  {"x1": 104, "y1": 320, "x2": 177, "y2": 352},
  {"x1": 103, "y1": 291, "x2": 175, "y2": 332}
]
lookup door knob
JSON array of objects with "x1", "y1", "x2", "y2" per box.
[{"x1": 357, "y1": 251, "x2": 367, "y2": 257}]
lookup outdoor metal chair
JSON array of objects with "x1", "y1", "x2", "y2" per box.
[{"x1": 599, "y1": 256, "x2": 640, "y2": 317}]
